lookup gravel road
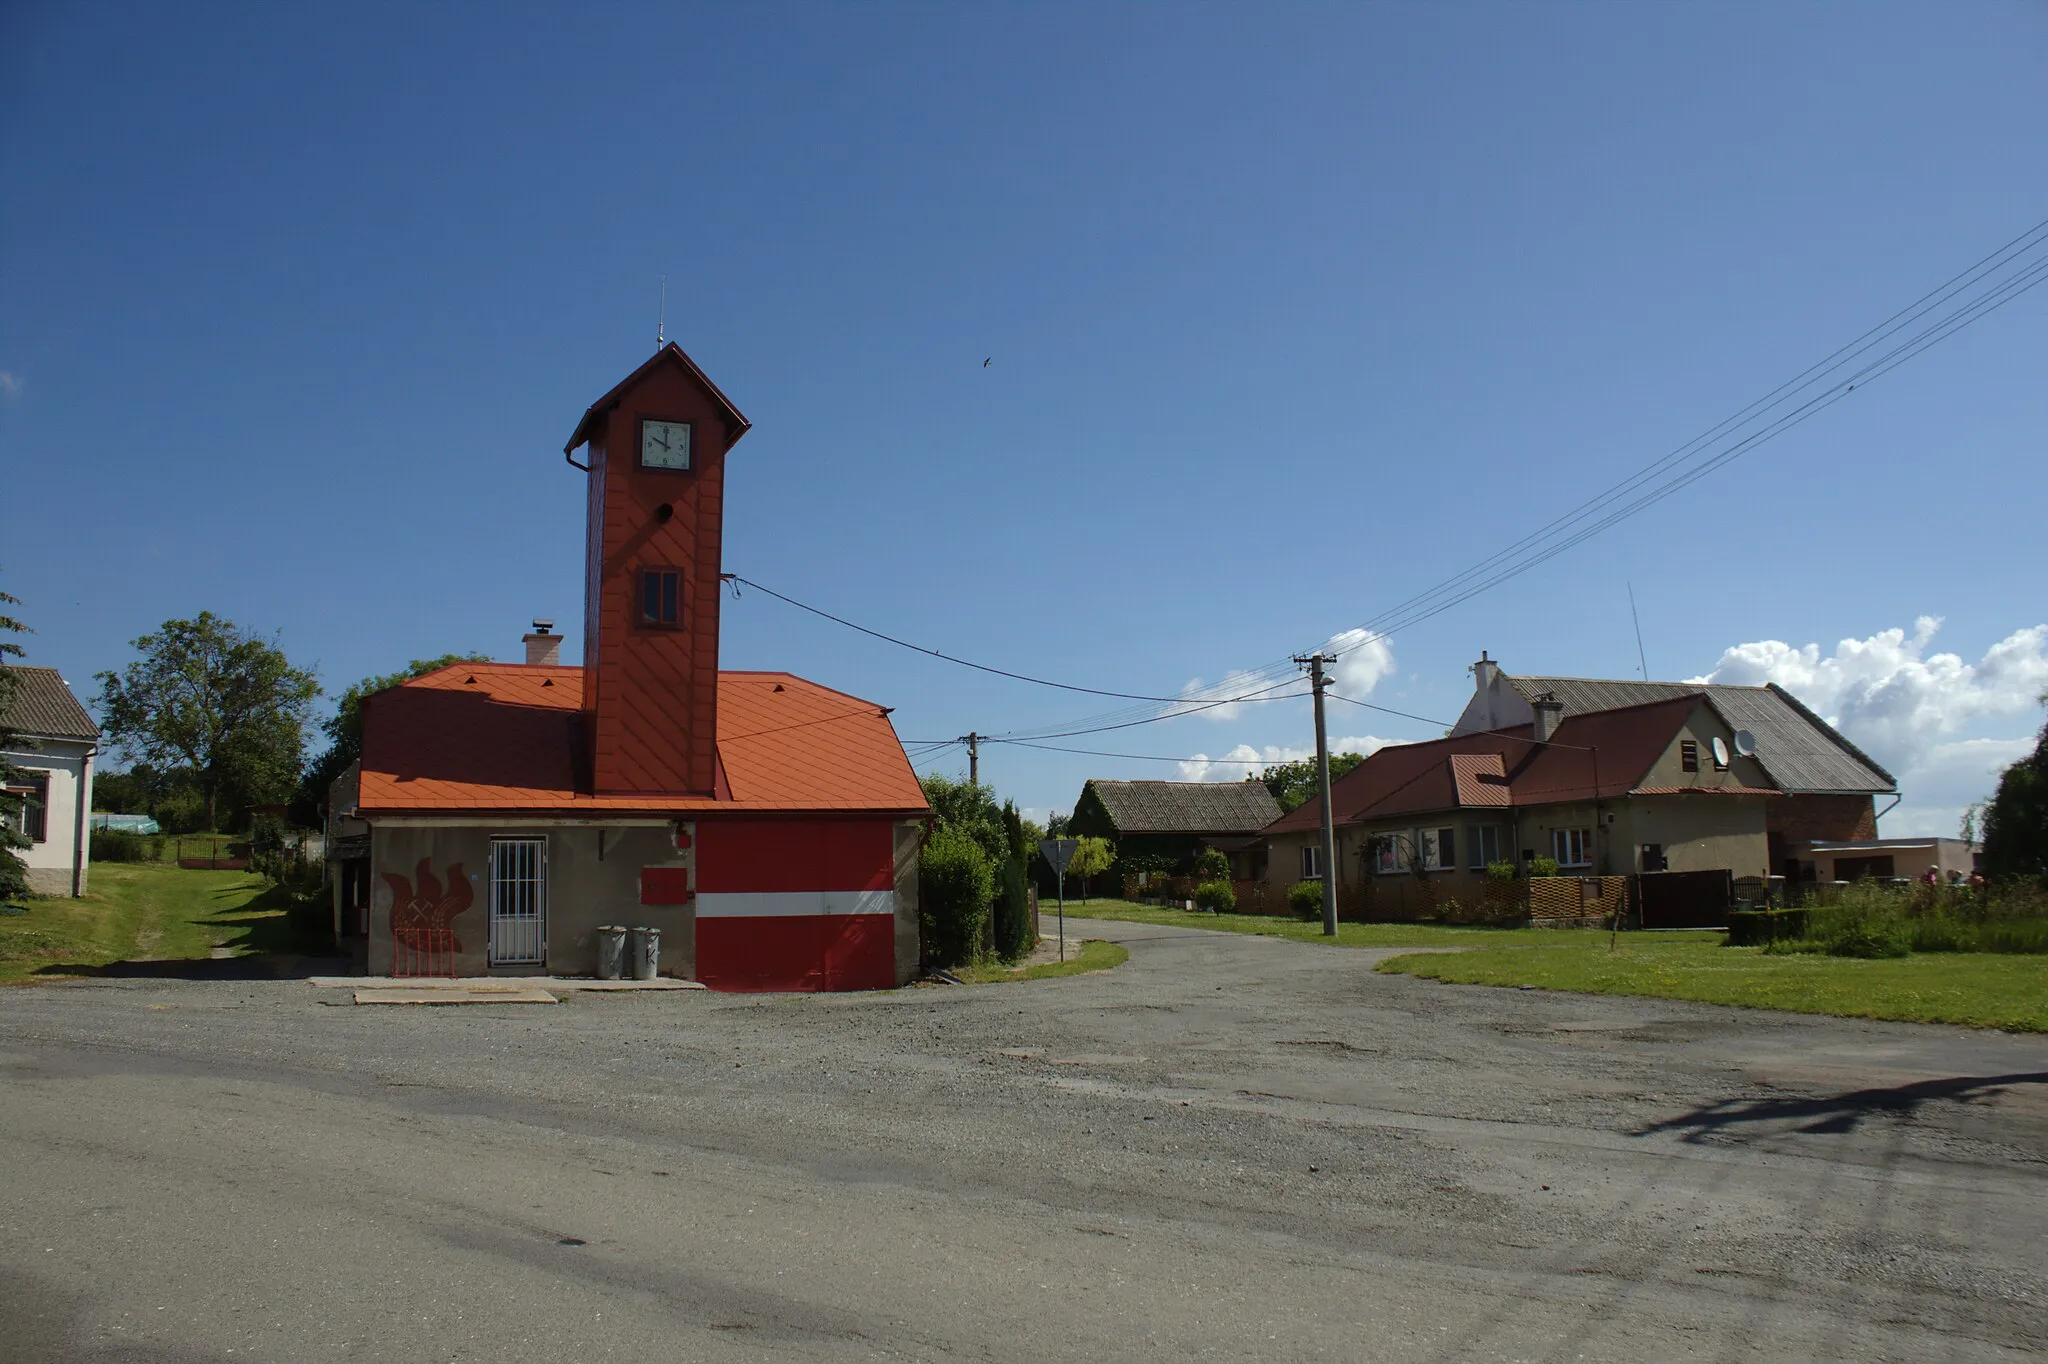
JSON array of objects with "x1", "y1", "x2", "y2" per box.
[{"x1": 2, "y1": 917, "x2": 2043, "y2": 1361}]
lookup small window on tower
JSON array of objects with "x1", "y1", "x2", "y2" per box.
[
  {"x1": 640, "y1": 570, "x2": 681, "y2": 628},
  {"x1": 1680, "y1": 740, "x2": 1699, "y2": 773}
]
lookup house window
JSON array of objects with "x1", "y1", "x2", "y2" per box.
[
  {"x1": 1467, "y1": 824, "x2": 1501, "y2": 870},
  {"x1": 1680, "y1": 740, "x2": 1699, "y2": 774},
  {"x1": 640, "y1": 569, "x2": 681, "y2": 628},
  {"x1": 6, "y1": 773, "x2": 49, "y2": 843},
  {"x1": 1300, "y1": 844, "x2": 1320, "y2": 880},
  {"x1": 1419, "y1": 826, "x2": 1455, "y2": 870},
  {"x1": 1553, "y1": 827, "x2": 1592, "y2": 868},
  {"x1": 1371, "y1": 835, "x2": 1404, "y2": 875}
]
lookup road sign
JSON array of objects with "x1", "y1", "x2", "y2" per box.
[{"x1": 1040, "y1": 838, "x2": 1079, "y2": 875}]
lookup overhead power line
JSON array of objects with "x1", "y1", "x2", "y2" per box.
[{"x1": 734, "y1": 214, "x2": 2048, "y2": 751}]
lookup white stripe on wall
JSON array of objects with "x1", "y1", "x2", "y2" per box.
[{"x1": 694, "y1": 890, "x2": 896, "y2": 919}]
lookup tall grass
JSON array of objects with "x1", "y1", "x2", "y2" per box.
[{"x1": 1764, "y1": 879, "x2": 2048, "y2": 957}]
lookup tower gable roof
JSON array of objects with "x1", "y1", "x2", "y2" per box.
[{"x1": 563, "y1": 342, "x2": 753, "y2": 455}]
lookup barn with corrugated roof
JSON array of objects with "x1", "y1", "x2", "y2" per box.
[{"x1": 334, "y1": 344, "x2": 929, "y2": 989}]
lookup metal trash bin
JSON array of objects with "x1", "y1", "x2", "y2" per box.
[
  {"x1": 629, "y1": 925, "x2": 661, "y2": 981},
  {"x1": 596, "y1": 925, "x2": 627, "y2": 980}
]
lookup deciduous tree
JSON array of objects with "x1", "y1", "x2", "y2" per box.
[
  {"x1": 1982, "y1": 696, "x2": 2048, "y2": 881},
  {"x1": 1260, "y1": 753, "x2": 1369, "y2": 814},
  {"x1": 95, "y1": 613, "x2": 320, "y2": 830},
  {"x1": 0, "y1": 578, "x2": 32, "y2": 896}
]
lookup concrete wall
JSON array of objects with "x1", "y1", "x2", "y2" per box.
[
  {"x1": 1613, "y1": 794, "x2": 1769, "y2": 878},
  {"x1": 367, "y1": 816, "x2": 925, "y2": 986},
  {"x1": 5, "y1": 739, "x2": 93, "y2": 896},
  {"x1": 368, "y1": 822, "x2": 683, "y2": 977},
  {"x1": 1808, "y1": 838, "x2": 1979, "y2": 882}
]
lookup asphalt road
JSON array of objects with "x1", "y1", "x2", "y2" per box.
[{"x1": 2, "y1": 918, "x2": 2044, "y2": 1362}]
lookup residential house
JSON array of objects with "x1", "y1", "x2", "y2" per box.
[
  {"x1": 1068, "y1": 778, "x2": 1283, "y2": 881},
  {"x1": 1263, "y1": 694, "x2": 1780, "y2": 903},
  {"x1": 336, "y1": 343, "x2": 930, "y2": 990},
  {"x1": 1, "y1": 665, "x2": 99, "y2": 896},
  {"x1": 1803, "y1": 836, "x2": 1981, "y2": 884},
  {"x1": 1452, "y1": 654, "x2": 1895, "y2": 878}
]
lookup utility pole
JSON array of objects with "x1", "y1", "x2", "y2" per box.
[
  {"x1": 1295, "y1": 653, "x2": 1340, "y2": 937},
  {"x1": 961, "y1": 732, "x2": 981, "y2": 786}
]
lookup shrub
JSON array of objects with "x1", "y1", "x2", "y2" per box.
[
  {"x1": 1194, "y1": 848, "x2": 1231, "y2": 882},
  {"x1": 1978, "y1": 918, "x2": 2048, "y2": 954},
  {"x1": 1287, "y1": 879, "x2": 1324, "y2": 920},
  {"x1": 1529, "y1": 856, "x2": 1561, "y2": 878},
  {"x1": 1193, "y1": 879, "x2": 1236, "y2": 914},
  {"x1": 993, "y1": 850, "x2": 1032, "y2": 961},
  {"x1": 90, "y1": 829, "x2": 152, "y2": 863},
  {"x1": 920, "y1": 825, "x2": 994, "y2": 970},
  {"x1": 1907, "y1": 912, "x2": 1978, "y2": 953},
  {"x1": 1809, "y1": 885, "x2": 1911, "y2": 958},
  {"x1": 1485, "y1": 860, "x2": 1519, "y2": 882}
]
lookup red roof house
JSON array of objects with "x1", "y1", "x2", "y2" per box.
[
  {"x1": 339, "y1": 344, "x2": 930, "y2": 990},
  {"x1": 1260, "y1": 694, "x2": 1779, "y2": 894}
]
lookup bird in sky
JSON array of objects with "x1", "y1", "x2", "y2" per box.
[{"x1": 982, "y1": 357, "x2": 991, "y2": 367}]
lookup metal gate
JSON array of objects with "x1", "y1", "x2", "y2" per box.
[
  {"x1": 1637, "y1": 869, "x2": 1734, "y2": 930},
  {"x1": 489, "y1": 837, "x2": 547, "y2": 966}
]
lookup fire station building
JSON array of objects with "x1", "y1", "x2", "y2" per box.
[{"x1": 334, "y1": 344, "x2": 929, "y2": 990}]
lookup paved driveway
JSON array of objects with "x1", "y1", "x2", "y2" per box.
[{"x1": 2, "y1": 917, "x2": 2043, "y2": 1361}]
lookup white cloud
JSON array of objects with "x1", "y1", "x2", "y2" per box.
[
  {"x1": 1696, "y1": 619, "x2": 2048, "y2": 837},
  {"x1": 1178, "y1": 668, "x2": 1268, "y2": 722},
  {"x1": 1695, "y1": 617, "x2": 2048, "y2": 775},
  {"x1": 1176, "y1": 735, "x2": 1394, "y2": 783},
  {"x1": 1324, "y1": 628, "x2": 1396, "y2": 698},
  {"x1": 0, "y1": 371, "x2": 20, "y2": 399}
]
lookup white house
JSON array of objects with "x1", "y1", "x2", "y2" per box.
[{"x1": 2, "y1": 665, "x2": 99, "y2": 896}]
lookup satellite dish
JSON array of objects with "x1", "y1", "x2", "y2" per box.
[
  {"x1": 1732, "y1": 730, "x2": 1757, "y2": 758},
  {"x1": 1711, "y1": 736, "x2": 1731, "y2": 769}
]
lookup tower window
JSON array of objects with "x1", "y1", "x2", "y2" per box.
[{"x1": 640, "y1": 570, "x2": 681, "y2": 628}]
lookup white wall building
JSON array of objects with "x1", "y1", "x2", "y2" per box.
[{"x1": 3, "y1": 666, "x2": 100, "y2": 897}]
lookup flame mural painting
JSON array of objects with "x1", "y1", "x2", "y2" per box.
[{"x1": 382, "y1": 859, "x2": 473, "y2": 959}]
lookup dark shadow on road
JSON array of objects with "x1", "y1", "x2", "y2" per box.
[
  {"x1": 32, "y1": 954, "x2": 348, "y2": 982},
  {"x1": 1635, "y1": 1072, "x2": 2048, "y2": 1142}
]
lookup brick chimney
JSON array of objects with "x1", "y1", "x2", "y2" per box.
[
  {"x1": 1531, "y1": 692, "x2": 1563, "y2": 745},
  {"x1": 523, "y1": 619, "x2": 562, "y2": 667}
]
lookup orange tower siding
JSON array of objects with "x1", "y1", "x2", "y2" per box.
[{"x1": 581, "y1": 357, "x2": 737, "y2": 795}]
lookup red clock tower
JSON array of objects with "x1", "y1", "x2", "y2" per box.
[{"x1": 563, "y1": 343, "x2": 751, "y2": 796}]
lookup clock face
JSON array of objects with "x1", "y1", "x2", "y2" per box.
[{"x1": 640, "y1": 419, "x2": 691, "y2": 471}]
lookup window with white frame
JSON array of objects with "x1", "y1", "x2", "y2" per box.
[
  {"x1": 4, "y1": 773, "x2": 49, "y2": 843},
  {"x1": 1419, "y1": 826, "x2": 1455, "y2": 870},
  {"x1": 1300, "y1": 843, "x2": 1320, "y2": 879},
  {"x1": 1553, "y1": 827, "x2": 1591, "y2": 868},
  {"x1": 1467, "y1": 824, "x2": 1502, "y2": 870},
  {"x1": 1371, "y1": 835, "x2": 1404, "y2": 875}
]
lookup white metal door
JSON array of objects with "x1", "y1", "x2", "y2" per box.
[{"x1": 489, "y1": 837, "x2": 547, "y2": 966}]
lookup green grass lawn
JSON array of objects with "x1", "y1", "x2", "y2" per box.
[
  {"x1": 1378, "y1": 939, "x2": 2048, "y2": 1032},
  {"x1": 954, "y1": 939, "x2": 1129, "y2": 984},
  {"x1": 1057, "y1": 897, "x2": 1715, "y2": 949},
  {"x1": 0, "y1": 864, "x2": 299, "y2": 983}
]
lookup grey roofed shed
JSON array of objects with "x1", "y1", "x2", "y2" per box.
[
  {"x1": 1507, "y1": 676, "x2": 1893, "y2": 794},
  {"x1": 1084, "y1": 779, "x2": 1283, "y2": 835},
  {"x1": 0, "y1": 666, "x2": 100, "y2": 742}
]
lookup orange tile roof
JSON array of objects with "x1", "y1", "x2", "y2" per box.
[{"x1": 356, "y1": 664, "x2": 929, "y2": 816}]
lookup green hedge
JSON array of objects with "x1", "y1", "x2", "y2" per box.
[{"x1": 1193, "y1": 879, "x2": 1236, "y2": 913}]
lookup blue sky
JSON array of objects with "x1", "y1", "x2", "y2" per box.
[{"x1": 3, "y1": 2, "x2": 2044, "y2": 835}]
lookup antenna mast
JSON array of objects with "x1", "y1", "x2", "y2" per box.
[
  {"x1": 1628, "y1": 582, "x2": 1649, "y2": 680},
  {"x1": 657, "y1": 275, "x2": 667, "y2": 347}
]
